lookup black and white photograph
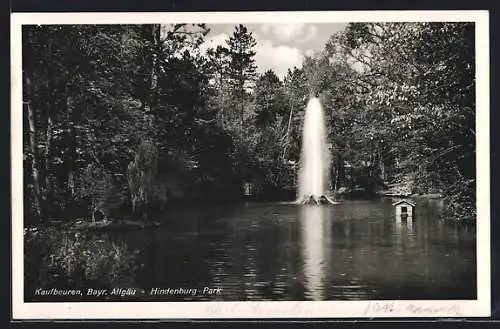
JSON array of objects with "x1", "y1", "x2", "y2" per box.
[{"x1": 11, "y1": 11, "x2": 490, "y2": 319}]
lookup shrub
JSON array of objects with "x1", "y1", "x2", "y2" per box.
[
  {"x1": 442, "y1": 178, "x2": 476, "y2": 222},
  {"x1": 24, "y1": 227, "x2": 139, "y2": 292}
]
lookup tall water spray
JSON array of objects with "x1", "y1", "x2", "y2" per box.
[{"x1": 298, "y1": 97, "x2": 331, "y2": 204}]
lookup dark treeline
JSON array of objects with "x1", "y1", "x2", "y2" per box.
[{"x1": 22, "y1": 22, "x2": 475, "y2": 224}]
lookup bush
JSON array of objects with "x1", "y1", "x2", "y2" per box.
[
  {"x1": 442, "y1": 178, "x2": 476, "y2": 222},
  {"x1": 24, "y1": 227, "x2": 139, "y2": 292}
]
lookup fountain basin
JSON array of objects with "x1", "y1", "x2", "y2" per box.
[{"x1": 297, "y1": 194, "x2": 336, "y2": 205}]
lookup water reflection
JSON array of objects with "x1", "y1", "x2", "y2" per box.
[
  {"x1": 395, "y1": 219, "x2": 414, "y2": 236},
  {"x1": 299, "y1": 205, "x2": 331, "y2": 300},
  {"x1": 394, "y1": 218, "x2": 416, "y2": 259},
  {"x1": 28, "y1": 200, "x2": 476, "y2": 302}
]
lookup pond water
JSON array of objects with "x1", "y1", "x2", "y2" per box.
[{"x1": 98, "y1": 198, "x2": 476, "y2": 301}]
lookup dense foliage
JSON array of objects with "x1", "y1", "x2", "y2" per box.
[
  {"x1": 22, "y1": 22, "x2": 476, "y2": 223},
  {"x1": 319, "y1": 22, "x2": 476, "y2": 220},
  {"x1": 24, "y1": 227, "x2": 139, "y2": 293}
]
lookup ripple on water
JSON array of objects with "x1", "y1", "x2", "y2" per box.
[{"x1": 104, "y1": 201, "x2": 476, "y2": 302}]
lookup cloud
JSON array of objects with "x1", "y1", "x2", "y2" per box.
[
  {"x1": 260, "y1": 24, "x2": 271, "y2": 35},
  {"x1": 199, "y1": 33, "x2": 229, "y2": 53},
  {"x1": 304, "y1": 25, "x2": 318, "y2": 42},
  {"x1": 260, "y1": 23, "x2": 318, "y2": 43},
  {"x1": 254, "y1": 40, "x2": 304, "y2": 79},
  {"x1": 199, "y1": 32, "x2": 306, "y2": 80}
]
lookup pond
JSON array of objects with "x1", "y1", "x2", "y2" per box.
[
  {"x1": 98, "y1": 198, "x2": 476, "y2": 301},
  {"x1": 26, "y1": 198, "x2": 476, "y2": 302}
]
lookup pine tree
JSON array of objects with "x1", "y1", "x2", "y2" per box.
[
  {"x1": 226, "y1": 24, "x2": 258, "y2": 140},
  {"x1": 206, "y1": 45, "x2": 231, "y2": 128}
]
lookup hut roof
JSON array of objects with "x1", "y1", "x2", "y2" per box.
[{"x1": 392, "y1": 199, "x2": 416, "y2": 207}]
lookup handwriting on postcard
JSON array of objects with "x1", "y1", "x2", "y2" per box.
[
  {"x1": 363, "y1": 301, "x2": 463, "y2": 317},
  {"x1": 204, "y1": 301, "x2": 464, "y2": 318}
]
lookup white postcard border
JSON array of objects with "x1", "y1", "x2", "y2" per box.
[{"x1": 11, "y1": 10, "x2": 490, "y2": 319}]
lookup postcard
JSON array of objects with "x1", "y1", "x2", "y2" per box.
[{"x1": 11, "y1": 10, "x2": 490, "y2": 319}]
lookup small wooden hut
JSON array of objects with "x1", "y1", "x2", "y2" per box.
[{"x1": 393, "y1": 199, "x2": 415, "y2": 221}]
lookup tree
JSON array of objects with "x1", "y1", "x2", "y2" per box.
[
  {"x1": 254, "y1": 70, "x2": 287, "y2": 126},
  {"x1": 22, "y1": 23, "x2": 217, "y2": 222},
  {"x1": 283, "y1": 67, "x2": 309, "y2": 163},
  {"x1": 22, "y1": 26, "x2": 117, "y2": 220},
  {"x1": 249, "y1": 69, "x2": 296, "y2": 198},
  {"x1": 127, "y1": 139, "x2": 162, "y2": 221},
  {"x1": 205, "y1": 45, "x2": 231, "y2": 128},
  {"x1": 226, "y1": 24, "x2": 258, "y2": 140},
  {"x1": 319, "y1": 22, "x2": 475, "y2": 216}
]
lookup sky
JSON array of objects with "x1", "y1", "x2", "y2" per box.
[{"x1": 199, "y1": 23, "x2": 347, "y2": 80}]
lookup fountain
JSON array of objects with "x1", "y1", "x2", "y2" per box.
[{"x1": 297, "y1": 96, "x2": 335, "y2": 205}]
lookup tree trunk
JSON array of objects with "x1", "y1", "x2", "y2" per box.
[
  {"x1": 44, "y1": 37, "x2": 55, "y2": 219},
  {"x1": 66, "y1": 95, "x2": 76, "y2": 200},
  {"x1": 334, "y1": 166, "x2": 339, "y2": 192},
  {"x1": 282, "y1": 104, "x2": 294, "y2": 161},
  {"x1": 455, "y1": 161, "x2": 465, "y2": 180},
  {"x1": 44, "y1": 114, "x2": 53, "y2": 219},
  {"x1": 239, "y1": 78, "x2": 245, "y2": 143},
  {"x1": 369, "y1": 149, "x2": 374, "y2": 178},
  {"x1": 220, "y1": 100, "x2": 225, "y2": 128},
  {"x1": 143, "y1": 200, "x2": 149, "y2": 222},
  {"x1": 218, "y1": 69, "x2": 225, "y2": 128},
  {"x1": 25, "y1": 98, "x2": 42, "y2": 219},
  {"x1": 44, "y1": 115, "x2": 52, "y2": 186},
  {"x1": 240, "y1": 89, "x2": 244, "y2": 143},
  {"x1": 68, "y1": 172, "x2": 75, "y2": 197},
  {"x1": 149, "y1": 24, "x2": 161, "y2": 113},
  {"x1": 378, "y1": 144, "x2": 385, "y2": 182},
  {"x1": 337, "y1": 154, "x2": 345, "y2": 188}
]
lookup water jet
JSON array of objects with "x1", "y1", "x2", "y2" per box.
[{"x1": 297, "y1": 97, "x2": 335, "y2": 205}]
